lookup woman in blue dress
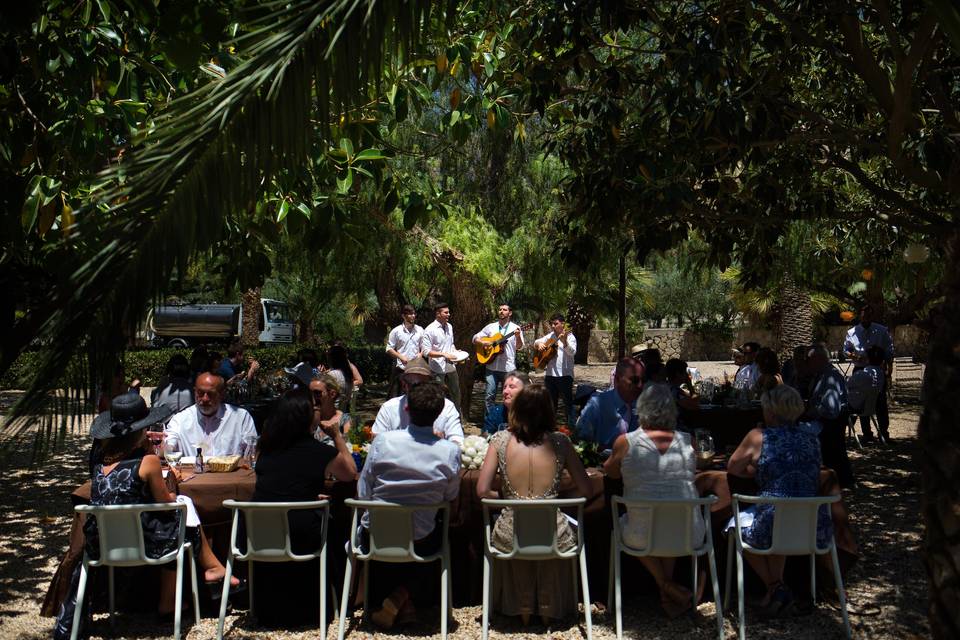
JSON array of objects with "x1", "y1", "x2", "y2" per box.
[{"x1": 727, "y1": 384, "x2": 833, "y2": 614}]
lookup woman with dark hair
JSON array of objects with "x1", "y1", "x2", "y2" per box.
[
  {"x1": 476, "y1": 385, "x2": 591, "y2": 624},
  {"x1": 326, "y1": 342, "x2": 363, "y2": 410},
  {"x1": 250, "y1": 387, "x2": 357, "y2": 625},
  {"x1": 664, "y1": 358, "x2": 700, "y2": 412},
  {"x1": 151, "y1": 354, "x2": 194, "y2": 414},
  {"x1": 753, "y1": 347, "x2": 783, "y2": 395}
]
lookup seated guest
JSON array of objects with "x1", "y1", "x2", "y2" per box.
[
  {"x1": 780, "y1": 345, "x2": 808, "y2": 393},
  {"x1": 218, "y1": 342, "x2": 260, "y2": 384},
  {"x1": 357, "y1": 382, "x2": 461, "y2": 629},
  {"x1": 63, "y1": 394, "x2": 236, "y2": 632},
  {"x1": 727, "y1": 384, "x2": 833, "y2": 616},
  {"x1": 477, "y1": 385, "x2": 591, "y2": 625},
  {"x1": 664, "y1": 358, "x2": 700, "y2": 412},
  {"x1": 151, "y1": 354, "x2": 194, "y2": 415},
  {"x1": 372, "y1": 357, "x2": 464, "y2": 444},
  {"x1": 846, "y1": 345, "x2": 886, "y2": 443},
  {"x1": 310, "y1": 373, "x2": 353, "y2": 440},
  {"x1": 205, "y1": 351, "x2": 223, "y2": 375},
  {"x1": 189, "y1": 346, "x2": 209, "y2": 382},
  {"x1": 603, "y1": 383, "x2": 705, "y2": 618},
  {"x1": 805, "y1": 344, "x2": 853, "y2": 487},
  {"x1": 164, "y1": 372, "x2": 257, "y2": 457},
  {"x1": 482, "y1": 371, "x2": 529, "y2": 433},
  {"x1": 753, "y1": 347, "x2": 783, "y2": 395},
  {"x1": 638, "y1": 347, "x2": 665, "y2": 383},
  {"x1": 733, "y1": 342, "x2": 760, "y2": 390},
  {"x1": 249, "y1": 388, "x2": 357, "y2": 626},
  {"x1": 327, "y1": 342, "x2": 363, "y2": 410},
  {"x1": 577, "y1": 357, "x2": 645, "y2": 449}
]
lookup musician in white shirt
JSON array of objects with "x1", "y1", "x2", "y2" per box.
[
  {"x1": 473, "y1": 303, "x2": 525, "y2": 420},
  {"x1": 534, "y1": 313, "x2": 577, "y2": 425},
  {"x1": 385, "y1": 304, "x2": 425, "y2": 398},
  {"x1": 843, "y1": 304, "x2": 894, "y2": 441},
  {"x1": 420, "y1": 302, "x2": 462, "y2": 414}
]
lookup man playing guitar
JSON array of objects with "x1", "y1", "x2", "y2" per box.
[
  {"x1": 473, "y1": 303, "x2": 525, "y2": 421},
  {"x1": 534, "y1": 314, "x2": 577, "y2": 425}
]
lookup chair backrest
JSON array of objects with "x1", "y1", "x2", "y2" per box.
[
  {"x1": 481, "y1": 497, "x2": 585, "y2": 560},
  {"x1": 732, "y1": 494, "x2": 839, "y2": 555},
  {"x1": 855, "y1": 385, "x2": 879, "y2": 417},
  {"x1": 345, "y1": 499, "x2": 449, "y2": 562},
  {"x1": 76, "y1": 503, "x2": 186, "y2": 567},
  {"x1": 223, "y1": 499, "x2": 330, "y2": 562},
  {"x1": 611, "y1": 495, "x2": 716, "y2": 556}
]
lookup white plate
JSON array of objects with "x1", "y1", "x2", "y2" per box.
[{"x1": 452, "y1": 349, "x2": 471, "y2": 363}]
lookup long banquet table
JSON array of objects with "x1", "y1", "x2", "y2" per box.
[{"x1": 43, "y1": 462, "x2": 858, "y2": 616}]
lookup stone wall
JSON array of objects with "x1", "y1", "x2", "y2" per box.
[{"x1": 585, "y1": 324, "x2": 928, "y2": 363}]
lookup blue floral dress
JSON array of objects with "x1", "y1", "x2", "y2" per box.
[
  {"x1": 83, "y1": 456, "x2": 180, "y2": 560},
  {"x1": 740, "y1": 423, "x2": 833, "y2": 549}
]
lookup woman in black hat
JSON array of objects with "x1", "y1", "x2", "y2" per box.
[{"x1": 84, "y1": 394, "x2": 237, "y2": 616}]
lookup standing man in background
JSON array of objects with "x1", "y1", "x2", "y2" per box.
[
  {"x1": 843, "y1": 304, "x2": 894, "y2": 442},
  {"x1": 421, "y1": 302, "x2": 462, "y2": 415},
  {"x1": 473, "y1": 303, "x2": 524, "y2": 422},
  {"x1": 385, "y1": 304, "x2": 425, "y2": 399},
  {"x1": 534, "y1": 314, "x2": 577, "y2": 425}
]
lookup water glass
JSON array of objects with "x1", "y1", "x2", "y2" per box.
[
  {"x1": 695, "y1": 430, "x2": 715, "y2": 467},
  {"x1": 242, "y1": 435, "x2": 259, "y2": 469}
]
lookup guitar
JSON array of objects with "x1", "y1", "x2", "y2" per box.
[
  {"x1": 474, "y1": 322, "x2": 534, "y2": 365},
  {"x1": 532, "y1": 325, "x2": 571, "y2": 370}
]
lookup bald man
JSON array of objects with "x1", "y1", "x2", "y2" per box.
[{"x1": 164, "y1": 371, "x2": 257, "y2": 457}]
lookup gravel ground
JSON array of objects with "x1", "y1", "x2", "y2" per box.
[{"x1": 0, "y1": 362, "x2": 929, "y2": 639}]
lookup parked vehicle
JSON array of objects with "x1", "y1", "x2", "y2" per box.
[{"x1": 147, "y1": 298, "x2": 294, "y2": 348}]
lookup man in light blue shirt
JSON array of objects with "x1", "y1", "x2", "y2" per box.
[
  {"x1": 843, "y1": 304, "x2": 894, "y2": 441},
  {"x1": 577, "y1": 358, "x2": 645, "y2": 449}
]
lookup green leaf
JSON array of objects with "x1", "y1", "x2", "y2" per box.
[
  {"x1": 339, "y1": 138, "x2": 354, "y2": 159},
  {"x1": 449, "y1": 110, "x2": 460, "y2": 126},
  {"x1": 276, "y1": 200, "x2": 290, "y2": 222},
  {"x1": 295, "y1": 203, "x2": 312, "y2": 219},
  {"x1": 336, "y1": 168, "x2": 354, "y2": 194},
  {"x1": 82, "y1": 1, "x2": 92, "y2": 25},
  {"x1": 95, "y1": 0, "x2": 110, "y2": 21},
  {"x1": 354, "y1": 148, "x2": 386, "y2": 161}
]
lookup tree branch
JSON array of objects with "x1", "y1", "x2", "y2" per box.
[{"x1": 888, "y1": 9, "x2": 939, "y2": 158}]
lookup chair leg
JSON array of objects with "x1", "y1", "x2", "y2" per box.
[
  {"x1": 613, "y1": 547, "x2": 623, "y2": 640},
  {"x1": 481, "y1": 553, "x2": 491, "y2": 640},
  {"x1": 810, "y1": 554, "x2": 817, "y2": 606},
  {"x1": 217, "y1": 554, "x2": 234, "y2": 640},
  {"x1": 362, "y1": 560, "x2": 370, "y2": 622},
  {"x1": 691, "y1": 554, "x2": 698, "y2": 610},
  {"x1": 336, "y1": 557, "x2": 353, "y2": 640},
  {"x1": 579, "y1": 547, "x2": 592, "y2": 639},
  {"x1": 724, "y1": 534, "x2": 734, "y2": 611},
  {"x1": 187, "y1": 545, "x2": 200, "y2": 625},
  {"x1": 440, "y1": 557, "x2": 449, "y2": 640},
  {"x1": 69, "y1": 561, "x2": 89, "y2": 640},
  {"x1": 174, "y1": 548, "x2": 184, "y2": 640},
  {"x1": 736, "y1": 545, "x2": 746, "y2": 640},
  {"x1": 248, "y1": 559, "x2": 254, "y2": 618},
  {"x1": 108, "y1": 565, "x2": 115, "y2": 629},
  {"x1": 446, "y1": 551, "x2": 454, "y2": 618},
  {"x1": 707, "y1": 547, "x2": 724, "y2": 640},
  {"x1": 848, "y1": 417, "x2": 862, "y2": 449},
  {"x1": 319, "y1": 544, "x2": 327, "y2": 640},
  {"x1": 607, "y1": 533, "x2": 614, "y2": 612},
  {"x1": 830, "y1": 545, "x2": 852, "y2": 639}
]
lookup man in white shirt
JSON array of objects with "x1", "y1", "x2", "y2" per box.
[
  {"x1": 843, "y1": 304, "x2": 894, "y2": 441},
  {"x1": 372, "y1": 357, "x2": 464, "y2": 444},
  {"x1": 534, "y1": 313, "x2": 577, "y2": 425},
  {"x1": 358, "y1": 381, "x2": 461, "y2": 627},
  {"x1": 473, "y1": 303, "x2": 525, "y2": 421},
  {"x1": 420, "y1": 302, "x2": 461, "y2": 414},
  {"x1": 385, "y1": 304, "x2": 425, "y2": 398},
  {"x1": 164, "y1": 372, "x2": 257, "y2": 457},
  {"x1": 733, "y1": 342, "x2": 760, "y2": 390}
]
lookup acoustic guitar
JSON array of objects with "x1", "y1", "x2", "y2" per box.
[
  {"x1": 532, "y1": 325, "x2": 571, "y2": 370},
  {"x1": 475, "y1": 322, "x2": 534, "y2": 365}
]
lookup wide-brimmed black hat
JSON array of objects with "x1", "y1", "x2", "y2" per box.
[{"x1": 90, "y1": 393, "x2": 172, "y2": 440}]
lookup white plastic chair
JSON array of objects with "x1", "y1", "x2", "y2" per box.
[
  {"x1": 607, "y1": 495, "x2": 723, "y2": 640},
  {"x1": 217, "y1": 499, "x2": 332, "y2": 640},
  {"x1": 72, "y1": 503, "x2": 199, "y2": 640},
  {"x1": 725, "y1": 494, "x2": 851, "y2": 640},
  {"x1": 480, "y1": 497, "x2": 592, "y2": 640},
  {"x1": 847, "y1": 385, "x2": 882, "y2": 448},
  {"x1": 337, "y1": 499, "x2": 452, "y2": 640}
]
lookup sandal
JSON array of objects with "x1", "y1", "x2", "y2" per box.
[
  {"x1": 206, "y1": 577, "x2": 247, "y2": 601},
  {"x1": 370, "y1": 589, "x2": 410, "y2": 630},
  {"x1": 660, "y1": 582, "x2": 693, "y2": 619}
]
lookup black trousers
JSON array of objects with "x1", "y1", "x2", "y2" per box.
[{"x1": 819, "y1": 413, "x2": 854, "y2": 488}]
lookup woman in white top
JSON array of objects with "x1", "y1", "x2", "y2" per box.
[{"x1": 604, "y1": 383, "x2": 705, "y2": 618}]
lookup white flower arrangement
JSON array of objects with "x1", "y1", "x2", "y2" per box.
[{"x1": 459, "y1": 434, "x2": 489, "y2": 470}]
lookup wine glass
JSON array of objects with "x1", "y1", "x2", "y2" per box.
[
  {"x1": 147, "y1": 429, "x2": 165, "y2": 458},
  {"x1": 163, "y1": 435, "x2": 182, "y2": 470},
  {"x1": 695, "y1": 430, "x2": 715, "y2": 468}
]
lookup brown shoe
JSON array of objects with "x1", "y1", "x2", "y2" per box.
[{"x1": 370, "y1": 589, "x2": 409, "y2": 630}]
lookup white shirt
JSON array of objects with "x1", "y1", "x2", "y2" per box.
[
  {"x1": 733, "y1": 363, "x2": 758, "y2": 390},
  {"x1": 422, "y1": 320, "x2": 456, "y2": 374},
  {"x1": 843, "y1": 323, "x2": 894, "y2": 365},
  {"x1": 533, "y1": 331, "x2": 576, "y2": 377},
  {"x1": 358, "y1": 424, "x2": 461, "y2": 540},
  {"x1": 473, "y1": 321, "x2": 525, "y2": 373},
  {"x1": 164, "y1": 403, "x2": 257, "y2": 458},
  {"x1": 846, "y1": 365, "x2": 884, "y2": 412},
  {"x1": 372, "y1": 395, "x2": 464, "y2": 444},
  {"x1": 386, "y1": 323, "x2": 425, "y2": 369}
]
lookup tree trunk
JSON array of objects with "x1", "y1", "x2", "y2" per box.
[
  {"x1": 240, "y1": 287, "x2": 261, "y2": 347},
  {"x1": 449, "y1": 268, "x2": 488, "y2": 423},
  {"x1": 774, "y1": 274, "x2": 814, "y2": 361},
  {"x1": 920, "y1": 231, "x2": 960, "y2": 639},
  {"x1": 567, "y1": 300, "x2": 594, "y2": 365},
  {"x1": 618, "y1": 253, "x2": 627, "y2": 359}
]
